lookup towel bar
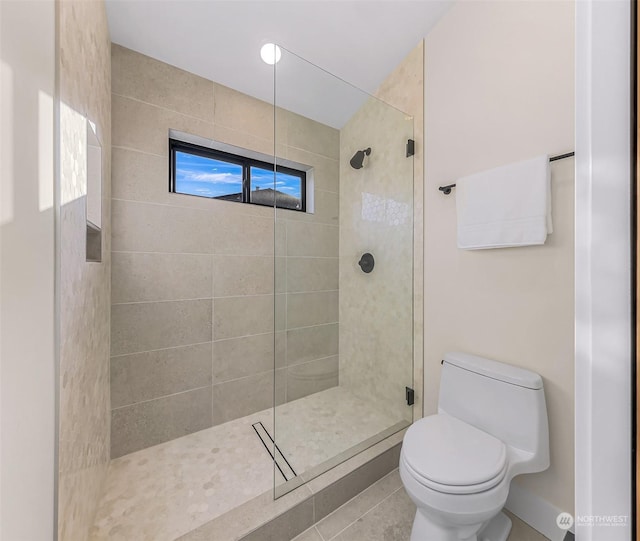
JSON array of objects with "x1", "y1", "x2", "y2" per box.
[{"x1": 438, "y1": 152, "x2": 575, "y2": 195}]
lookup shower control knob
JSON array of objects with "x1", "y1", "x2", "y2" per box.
[{"x1": 358, "y1": 253, "x2": 375, "y2": 274}]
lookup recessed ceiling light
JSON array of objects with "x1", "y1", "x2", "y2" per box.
[{"x1": 260, "y1": 43, "x2": 281, "y2": 65}]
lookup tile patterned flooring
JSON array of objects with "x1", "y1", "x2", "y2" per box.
[
  {"x1": 274, "y1": 387, "x2": 399, "y2": 479},
  {"x1": 293, "y1": 470, "x2": 551, "y2": 541},
  {"x1": 90, "y1": 387, "x2": 400, "y2": 540}
]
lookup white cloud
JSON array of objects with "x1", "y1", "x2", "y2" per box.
[{"x1": 177, "y1": 168, "x2": 241, "y2": 185}]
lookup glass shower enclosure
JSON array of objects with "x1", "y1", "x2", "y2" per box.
[{"x1": 267, "y1": 47, "x2": 415, "y2": 496}]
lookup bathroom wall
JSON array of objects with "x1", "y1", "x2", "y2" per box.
[
  {"x1": 0, "y1": 1, "x2": 56, "y2": 539},
  {"x1": 58, "y1": 0, "x2": 112, "y2": 539},
  {"x1": 423, "y1": 0, "x2": 574, "y2": 517},
  {"x1": 110, "y1": 45, "x2": 340, "y2": 458},
  {"x1": 339, "y1": 42, "x2": 424, "y2": 424},
  {"x1": 575, "y1": 0, "x2": 632, "y2": 532}
]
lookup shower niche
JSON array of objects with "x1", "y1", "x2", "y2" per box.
[{"x1": 270, "y1": 46, "x2": 415, "y2": 497}]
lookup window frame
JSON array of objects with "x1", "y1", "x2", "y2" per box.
[{"x1": 169, "y1": 138, "x2": 306, "y2": 212}]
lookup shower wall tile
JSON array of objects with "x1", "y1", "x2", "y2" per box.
[
  {"x1": 286, "y1": 356, "x2": 339, "y2": 402},
  {"x1": 112, "y1": 199, "x2": 214, "y2": 254},
  {"x1": 287, "y1": 291, "x2": 339, "y2": 329},
  {"x1": 58, "y1": 0, "x2": 111, "y2": 537},
  {"x1": 275, "y1": 220, "x2": 287, "y2": 255},
  {"x1": 286, "y1": 110, "x2": 340, "y2": 160},
  {"x1": 286, "y1": 222, "x2": 339, "y2": 257},
  {"x1": 275, "y1": 368, "x2": 287, "y2": 406},
  {"x1": 111, "y1": 147, "x2": 233, "y2": 212},
  {"x1": 112, "y1": 43, "x2": 215, "y2": 121},
  {"x1": 212, "y1": 211, "x2": 275, "y2": 256},
  {"x1": 287, "y1": 323, "x2": 339, "y2": 366},
  {"x1": 286, "y1": 147, "x2": 339, "y2": 194},
  {"x1": 112, "y1": 147, "x2": 168, "y2": 204},
  {"x1": 212, "y1": 371, "x2": 273, "y2": 425},
  {"x1": 111, "y1": 386, "x2": 213, "y2": 458},
  {"x1": 275, "y1": 331, "x2": 286, "y2": 368},
  {"x1": 275, "y1": 256, "x2": 286, "y2": 294},
  {"x1": 110, "y1": 46, "x2": 341, "y2": 457},
  {"x1": 286, "y1": 257, "x2": 338, "y2": 293},
  {"x1": 58, "y1": 466, "x2": 107, "y2": 541},
  {"x1": 213, "y1": 333, "x2": 274, "y2": 383},
  {"x1": 313, "y1": 189, "x2": 340, "y2": 225},
  {"x1": 338, "y1": 44, "x2": 421, "y2": 427},
  {"x1": 275, "y1": 293, "x2": 287, "y2": 332},
  {"x1": 374, "y1": 42, "x2": 424, "y2": 423},
  {"x1": 214, "y1": 82, "x2": 275, "y2": 142},
  {"x1": 111, "y1": 299, "x2": 212, "y2": 356},
  {"x1": 213, "y1": 255, "x2": 273, "y2": 297},
  {"x1": 112, "y1": 93, "x2": 214, "y2": 156},
  {"x1": 286, "y1": 188, "x2": 339, "y2": 226},
  {"x1": 112, "y1": 252, "x2": 213, "y2": 303},
  {"x1": 111, "y1": 343, "x2": 213, "y2": 408},
  {"x1": 213, "y1": 124, "x2": 288, "y2": 158},
  {"x1": 213, "y1": 295, "x2": 274, "y2": 341}
]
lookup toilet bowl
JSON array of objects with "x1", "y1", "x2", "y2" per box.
[{"x1": 400, "y1": 352, "x2": 549, "y2": 541}]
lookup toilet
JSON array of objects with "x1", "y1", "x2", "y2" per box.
[{"x1": 399, "y1": 352, "x2": 549, "y2": 541}]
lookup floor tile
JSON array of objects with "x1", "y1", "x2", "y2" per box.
[
  {"x1": 316, "y1": 470, "x2": 402, "y2": 540},
  {"x1": 506, "y1": 510, "x2": 551, "y2": 541},
  {"x1": 91, "y1": 386, "x2": 401, "y2": 540},
  {"x1": 91, "y1": 409, "x2": 274, "y2": 541},
  {"x1": 292, "y1": 527, "x2": 324, "y2": 541},
  {"x1": 321, "y1": 487, "x2": 550, "y2": 541},
  {"x1": 331, "y1": 488, "x2": 415, "y2": 541},
  {"x1": 273, "y1": 387, "x2": 399, "y2": 477}
]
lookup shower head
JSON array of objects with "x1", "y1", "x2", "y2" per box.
[{"x1": 350, "y1": 147, "x2": 371, "y2": 170}]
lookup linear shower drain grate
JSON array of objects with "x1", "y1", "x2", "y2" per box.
[{"x1": 251, "y1": 422, "x2": 297, "y2": 482}]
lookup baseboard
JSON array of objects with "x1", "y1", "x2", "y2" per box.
[{"x1": 505, "y1": 481, "x2": 574, "y2": 541}]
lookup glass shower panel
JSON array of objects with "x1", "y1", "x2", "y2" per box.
[{"x1": 273, "y1": 47, "x2": 415, "y2": 497}]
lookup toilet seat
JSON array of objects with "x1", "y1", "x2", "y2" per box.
[{"x1": 401, "y1": 414, "x2": 508, "y2": 495}]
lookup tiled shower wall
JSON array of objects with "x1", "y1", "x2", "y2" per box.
[
  {"x1": 337, "y1": 43, "x2": 424, "y2": 425},
  {"x1": 373, "y1": 42, "x2": 425, "y2": 421},
  {"x1": 58, "y1": 1, "x2": 112, "y2": 539},
  {"x1": 110, "y1": 45, "x2": 340, "y2": 458}
]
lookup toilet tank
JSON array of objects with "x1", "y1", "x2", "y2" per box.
[{"x1": 438, "y1": 352, "x2": 549, "y2": 468}]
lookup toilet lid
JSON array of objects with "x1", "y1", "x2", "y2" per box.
[{"x1": 402, "y1": 414, "x2": 507, "y2": 493}]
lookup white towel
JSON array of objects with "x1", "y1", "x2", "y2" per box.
[{"x1": 456, "y1": 155, "x2": 552, "y2": 250}]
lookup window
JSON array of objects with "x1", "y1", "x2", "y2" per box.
[{"x1": 169, "y1": 139, "x2": 306, "y2": 211}]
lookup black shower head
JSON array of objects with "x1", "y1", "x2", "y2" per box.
[{"x1": 350, "y1": 147, "x2": 371, "y2": 170}]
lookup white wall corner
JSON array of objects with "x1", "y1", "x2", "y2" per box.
[{"x1": 575, "y1": 0, "x2": 633, "y2": 540}]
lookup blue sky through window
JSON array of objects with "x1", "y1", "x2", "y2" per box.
[
  {"x1": 251, "y1": 165, "x2": 302, "y2": 199},
  {"x1": 175, "y1": 151, "x2": 243, "y2": 198},
  {"x1": 173, "y1": 147, "x2": 303, "y2": 210}
]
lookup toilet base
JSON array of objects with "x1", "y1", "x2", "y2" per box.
[
  {"x1": 478, "y1": 512, "x2": 512, "y2": 541},
  {"x1": 409, "y1": 510, "x2": 512, "y2": 541}
]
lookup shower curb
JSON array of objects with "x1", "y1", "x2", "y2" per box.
[
  {"x1": 240, "y1": 443, "x2": 402, "y2": 541},
  {"x1": 177, "y1": 433, "x2": 404, "y2": 541}
]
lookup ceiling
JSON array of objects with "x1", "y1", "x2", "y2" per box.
[{"x1": 105, "y1": 1, "x2": 452, "y2": 128}]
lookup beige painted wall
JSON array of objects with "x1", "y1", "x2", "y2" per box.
[
  {"x1": 424, "y1": 1, "x2": 574, "y2": 513},
  {"x1": 1, "y1": 1, "x2": 56, "y2": 539},
  {"x1": 339, "y1": 42, "x2": 424, "y2": 424},
  {"x1": 110, "y1": 45, "x2": 340, "y2": 457},
  {"x1": 57, "y1": 0, "x2": 112, "y2": 539}
]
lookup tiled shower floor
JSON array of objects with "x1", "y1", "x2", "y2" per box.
[{"x1": 90, "y1": 387, "x2": 400, "y2": 541}]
